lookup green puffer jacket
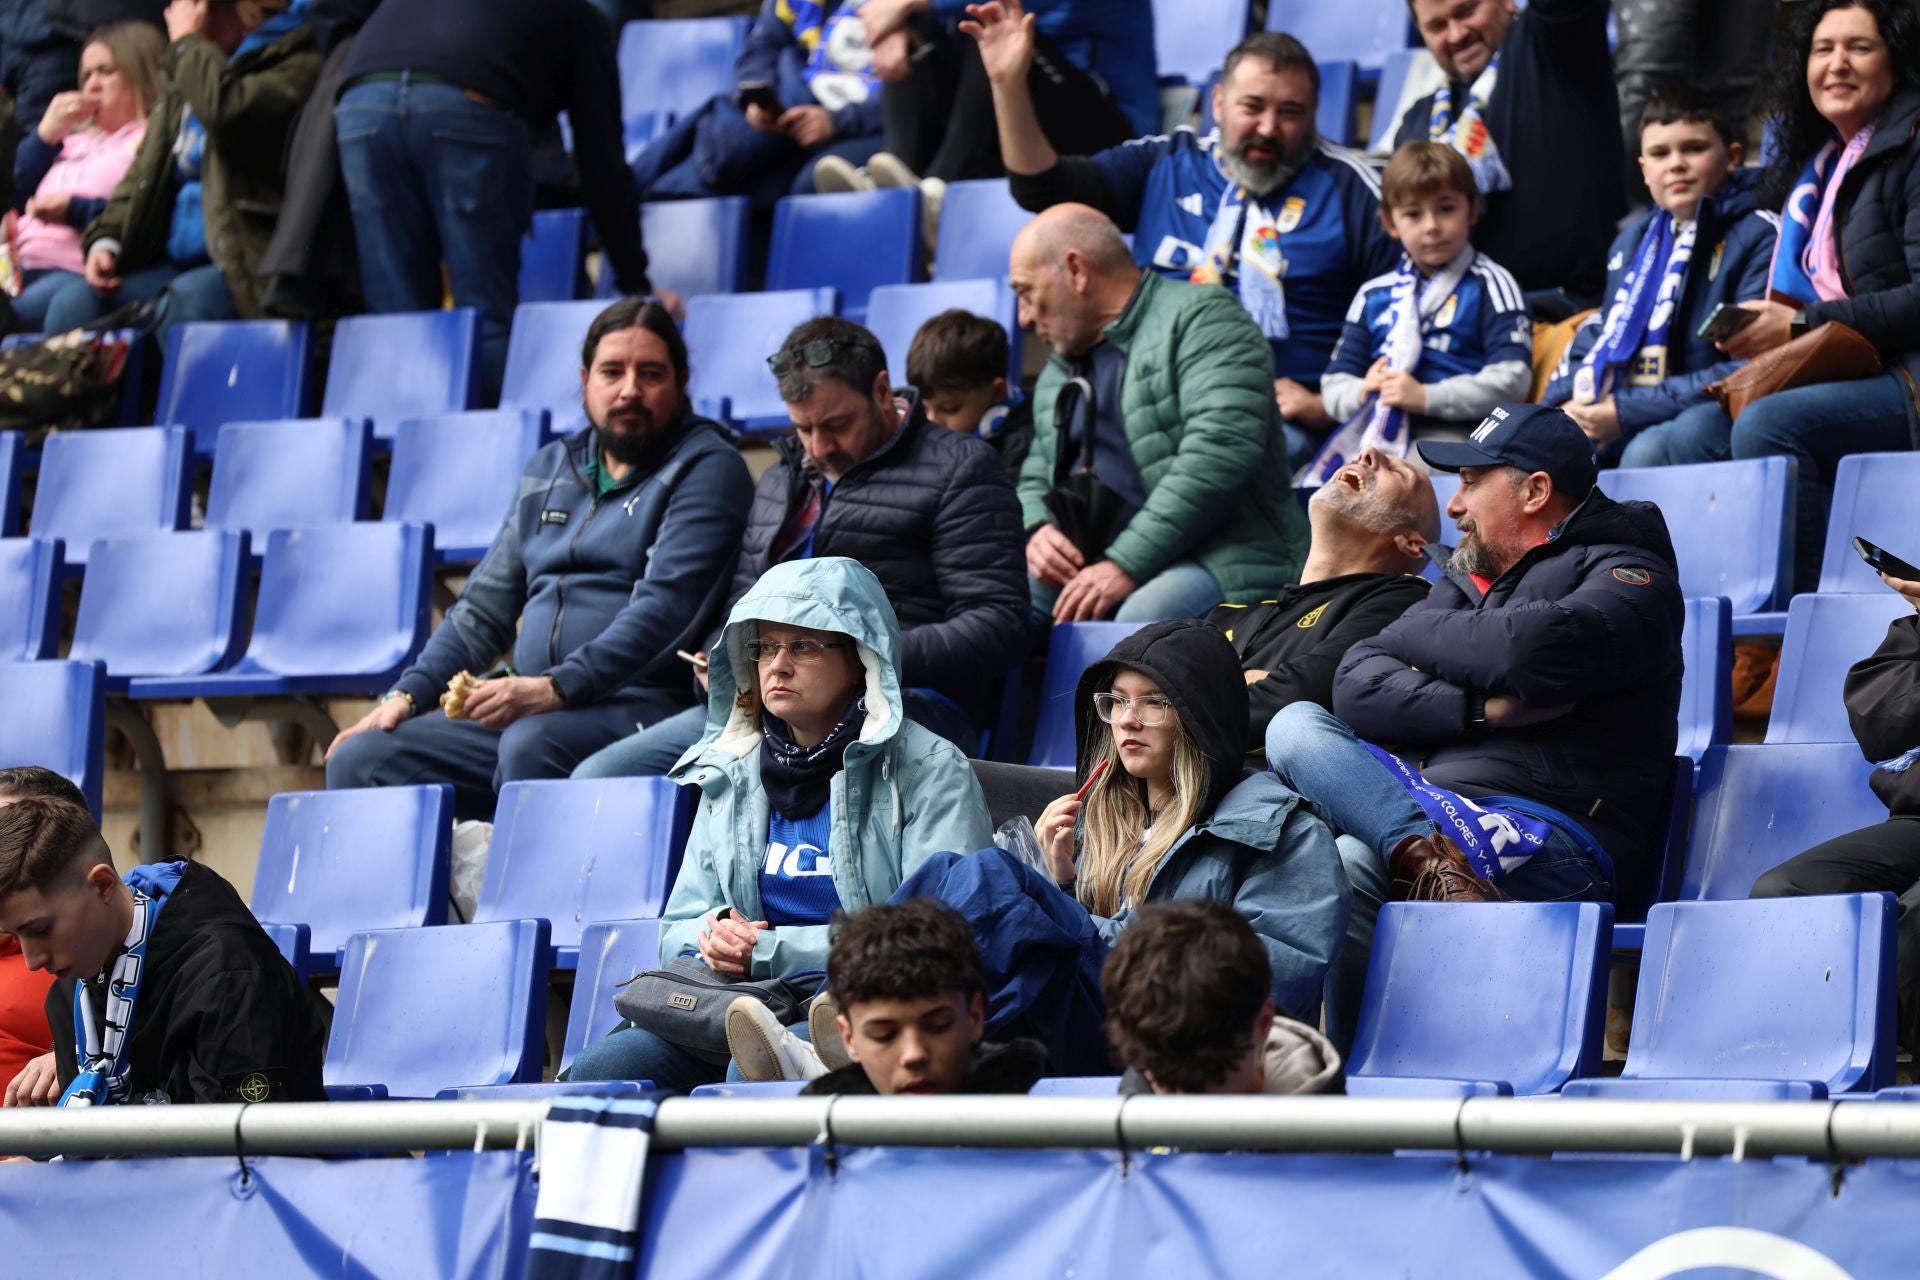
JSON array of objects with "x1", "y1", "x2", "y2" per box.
[
  {"x1": 1017, "y1": 271, "x2": 1308, "y2": 603},
  {"x1": 83, "y1": 28, "x2": 322, "y2": 319}
]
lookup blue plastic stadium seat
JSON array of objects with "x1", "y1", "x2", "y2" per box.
[
  {"x1": 322, "y1": 309, "x2": 481, "y2": 443},
  {"x1": 28, "y1": 426, "x2": 190, "y2": 569},
  {"x1": 1028, "y1": 1077, "x2": 1122, "y2": 1096},
  {"x1": 1678, "y1": 596, "x2": 1733, "y2": 762},
  {"x1": 263, "y1": 921, "x2": 308, "y2": 971},
  {"x1": 1611, "y1": 756, "x2": 1695, "y2": 952},
  {"x1": 501, "y1": 300, "x2": 607, "y2": 438},
  {"x1": 1819, "y1": 452, "x2": 1920, "y2": 592},
  {"x1": 1, "y1": 431, "x2": 24, "y2": 536},
  {"x1": 767, "y1": 189, "x2": 924, "y2": 322},
  {"x1": 154, "y1": 320, "x2": 311, "y2": 458},
  {"x1": 1563, "y1": 895, "x2": 1895, "y2": 1099},
  {"x1": 0, "y1": 660, "x2": 106, "y2": 817},
  {"x1": 1267, "y1": 0, "x2": 1411, "y2": 71},
  {"x1": 617, "y1": 18, "x2": 749, "y2": 130},
  {"x1": 1369, "y1": 48, "x2": 1433, "y2": 150},
  {"x1": 250, "y1": 785, "x2": 454, "y2": 978},
  {"x1": 519, "y1": 208, "x2": 587, "y2": 303},
  {"x1": 1346, "y1": 902, "x2": 1611, "y2": 1097},
  {"x1": 326, "y1": 919, "x2": 551, "y2": 1099},
  {"x1": 474, "y1": 778, "x2": 696, "y2": 966},
  {"x1": 622, "y1": 110, "x2": 672, "y2": 165},
  {"x1": 1316, "y1": 60, "x2": 1359, "y2": 145},
  {"x1": 1029, "y1": 622, "x2": 1148, "y2": 768},
  {"x1": 689, "y1": 1080, "x2": 810, "y2": 1097},
  {"x1": 67, "y1": 531, "x2": 248, "y2": 691},
  {"x1": 129, "y1": 523, "x2": 433, "y2": 699},
  {"x1": 684, "y1": 287, "x2": 839, "y2": 433},
  {"x1": 625, "y1": 197, "x2": 751, "y2": 300},
  {"x1": 1153, "y1": 0, "x2": 1250, "y2": 85},
  {"x1": 0, "y1": 538, "x2": 62, "y2": 661},
  {"x1": 1594, "y1": 458, "x2": 1794, "y2": 620},
  {"x1": 867, "y1": 278, "x2": 1021, "y2": 389},
  {"x1": 1679, "y1": 743, "x2": 1889, "y2": 902},
  {"x1": 933, "y1": 179, "x2": 1031, "y2": 283},
  {"x1": 204, "y1": 418, "x2": 372, "y2": 544},
  {"x1": 1767, "y1": 592, "x2": 1915, "y2": 745},
  {"x1": 385, "y1": 409, "x2": 548, "y2": 563}
]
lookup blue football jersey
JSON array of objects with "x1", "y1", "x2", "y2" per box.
[{"x1": 1324, "y1": 251, "x2": 1532, "y2": 395}]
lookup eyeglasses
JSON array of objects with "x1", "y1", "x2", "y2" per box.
[
  {"x1": 1092, "y1": 693, "x2": 1175, "y2": 726},
  {"x1": 746, "y1": 638, "x2": 847, "y2": 665},
  {"x1": 766, "y1": 337, "x2": 882, "y2": 377}
]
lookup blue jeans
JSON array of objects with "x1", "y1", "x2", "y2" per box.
[
  {"x1": 1618, "y1": 399, "x2": 1733, "y2": 468},
  {"x1": 1264, "y1": 701, "x2": 1612, "y2": 1052},
  {"x1": 1028, "y1": 558, "x2": 1223, "y2": 628},
  {"x1": 568, "y1": 1014, "x2": 815, "y2": 1089},
  {"x1": 10, "y1": 268, "x2": 82, "y2": 333},
  {"x1": 335, "y1": 77, "x2": 533, "y2": 403},
  {"x1": 41, "y1": 261, "x2": 234, "y2": 349}
]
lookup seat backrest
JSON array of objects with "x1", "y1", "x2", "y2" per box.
[
  {"x1": 232, "y1": 523, "x2": 432, "y2": 683},
  {"x1": 1767, "y1": 591, "x2": 1914, "y2": 744},
  {"x1": 322, "y1": 309, "x2": 481, "y2": 441},
  {"x1": 0, "y1": 660, "x2": 105, "y2": 817},
  {"x1": 684, "y1": 288, "x2": 839, "y2": 428},
  {"x1": 1683, "y1": 743, "x2": 1889, "y2": 900},
  {"x1": 518, "y1": 208, "x2": 587, "y2": 303},
  {"x1": 1594, "y1": 458, "x2": 1794, "y2": 616},
  {"x1": 0, "y1": 537, "x2": 62, "y2": 661},
  {"x1": 616, "y1": 17, "x2": 749, "y2": 123},
  {"x1": 326, "y1": 920, "x2": 551, "y2": 1097},
  {"x1": 1316, "y1": 60, "x2": 1358, "y2": 145},
  {"x1": 1678, "y1": 596, "x2": 1733, "y2": 762},
  {"x1": 385, "y1": 410, "x2": 548, "y2": 560},
  {"x1": 500, "y1": 300, "x2": 608, "y2": 438},
  {"x1": 205, "y1": 418, "x2": 372, "y2": 541},
  {"x1": 1616, "y1": 757, "x2": 1694, "y2": 927},
  {"x1": 1153, "y1": 0, "x2": 1250, "y2": 84},
  {"x1": 1625, "y1": 895, "x2": 1893, "y2": 1094},
  {"x1": 563, "y1": 918, "x2": 667, "y2": 1075},
  {"x1": 1, "y1": 430, "x2": 24, "y2": 536},
  {"x1": 155, "y1": 320, "x2": 311, "y2": 457},
  {"x1": 634, "y1": 197, "x2": 751, "y2": 300},
  {"x1": 1369, "y1": 48, "x2": 1435, "y2": 150},
  {"x1": 69, "y1": 530, "x2": 247, "y2": 679},
  {"x1": 767, "y1": 189, "x2": 924, "y2": 322},
  {"x1": 1028, "y1": 1077, "x2": 1122, "y2": 1096},
  {"x1": 29, "y1": 426, "x2": 190, "y2": 567},
  {"x1": 1820, "y1": 452, "x2": 1920, "y2": 592},
  {"x1": 1267, "y1": 0, "x2": 1410, "y2": 69},
  {"x1": 475, "y1": 777, "x2": 696, "y2": 959},
  {"x1": 251, "y1": 785, "x2": 453, "y2": 964},
  {"x1": 1029, "y1": 622, "x2": 1149, "y2": 767},
  {"x1": 1349, "y1": 901, "x2": 1611, "y2": 1094},
  {"x1": 934, "y1": 179, "x2": 1034, "y2": 283},
  {"x1": 867, "y1": 278, "x2": 1021, "y2": 389}
]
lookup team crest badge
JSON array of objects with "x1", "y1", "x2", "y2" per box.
[
  {"x1": 1434, "y1": 293, "x2": 1459, "y2": 329},
  {"x1": 237, "y1": 1073, "x2": 272, "y2": 1103},
  {"x1": 1276, "y1": 197, "x2": 1306, "y2": 234},
  {"x1": 1296, "y1": 603, "x2": 1328, "y2": 629},
  {"x1": 1463, "y1": 118, "x2": 1491, "y2": 158}
]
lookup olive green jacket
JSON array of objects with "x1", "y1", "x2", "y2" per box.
[
  {"x1": 1018, "y1": 270, "x2": 1309, "y2": 604},
  {"x1": 83, "y1": 29, "x2": 322, "y2": 318}
]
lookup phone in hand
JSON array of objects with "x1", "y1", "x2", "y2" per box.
[
  {"x1": 736, "y1": 82, "x2": 781, "y2": 115},
  {"x1": 1697, "y1": 302, "x2": 1761, "y2": 345},
  {"x1": 1854, "y1": 536, "x2": 1920, "y2": 583}
]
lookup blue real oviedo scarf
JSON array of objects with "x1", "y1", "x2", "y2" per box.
[
  {"x1": 59, "y1": 859, "x2": 188, "y2": 1107},
  {"x1": 1572, "y1": 211, "x2": 1697, "y2": 404}
]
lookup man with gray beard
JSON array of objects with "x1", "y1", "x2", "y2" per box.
[{"x1": 1207, "y1": 446, "x2": 1440, "y2": 756}]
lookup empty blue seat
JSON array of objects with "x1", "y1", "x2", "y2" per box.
[
  {"x1": 1562, "y1": 895, "x2": 1894, "y2": 1099},
  {"x1": 322, "y1": 309, "x2": 481, "y2": 442},
  {"x1": 1027, "y1": 1077, "x2": 1122, "y2": 1096},
  {"x1": 0, "y1": 430, "x2": 23, "y2": 535},
  {"x1": 501, "y1": 300, "x2": 607, "y2": 438},
  {"x1": 0, "y1": 660, "x2": 106, "y2": 817},
  {"x1": 205, "y1": 418, "x2": 372, "y2": 544},
  {"x1": 153, "y1": 320, "x2": 311, "y2": 458},
  {"x1": 629, "y1": 197, "x2": 751, "y2": 300},
  {"x1": 617, "y1": 17, "x2": 750, "y2": 129},
  {"x1": 1153, "y1": 0, "x2": 1250, "y2": 84},
  {"x1": 1594, "y1": 458, "x2": 1794, "y2": 619},
  {"x1": 519, "y1": 208, "x2": 587, "y2": 303},
  {"x1": 1611, "y1": 756, "x2": 1695, "y2": 952},
  {"x1": 326, "y1": 919, "x2": 551, "y2": 1099},
  {"x1": 250, "y1": 785, "x2": 454, "y2": 978},
  {"x1": 1767, "y1": 592, "x2": 1915, "y2": 744},
  {"x1": 1346, "y1": 902, "x2": 1611, "y2": 1097},
  {"x1": 934, "y1": 179, "x2": 1031, "y2": 283},
  {"x1": 385, "y1": 409, "x2": 548, "y2": 563},
  {"x1": 1369, "y1": 48, "x2": 1434, "y2": 150},
  {"x1": 684, "y1": 287, "x2": 839, "y2": 432},
  {"x1": 28, "y1": 426, "x2": 190, "y2": 568},
  {"x1": 1680, "y1": 743, "x2": 1889, "y2": 902},
  {"x1": 689, "y1": 1080, "x2": 809, "y2": 1097},
  {"x1": 1267, "y1": 0, "x2": 1410, "y2": 71},
  {"x1": 473, "y1": 777, "x2": 696, "y2": 966},
  {"x1": 562, "y1": 918, "x2": 665, "y2": 1076},
  {"x1": 867, "y1": 278, "x2": 1021, "y2": 389},
  {"x1": 1678, "y1": 596, "x2": 1733, "y2": 762},
  {"x1": 68, "y1": 531, "x2": 247, "y2": 690},
  {"x1": 767, "y1": 188, "x2": 924, "y2": 322},
  {"x1": 1316, "y1": 60, "x2": 1359, "y2": 145},
  {"x1": 1030, "y1": 622, "x2": 1148, "y2": 768},
  {"x1": 1820, "y1": 452, "x2": 1920, "y2": 592},
  {"x1": 0, "y1": 538, "x2": 61, "y2": 661},
  {"x1": 129, "y1": 522, "x2": 433, "y2": 699}
]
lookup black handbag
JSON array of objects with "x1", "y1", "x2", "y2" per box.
[
  {"x1": 612, "y1": 954, "x2": 825, "y2": 1067},
  {"x1": 1041, "y1": 374, "x2": 1132, "y2": 563}
]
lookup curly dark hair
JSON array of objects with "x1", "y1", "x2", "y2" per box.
[
  {"x1": 1101, "y1": 900, "x2": 1270, "y2": 1094},
  {"x1": 826, "y1": 898, "x2": 982, "y2": 1009},
  {"x1": 1759, "y1": 0, "x2": 1920, "y2": 204}
]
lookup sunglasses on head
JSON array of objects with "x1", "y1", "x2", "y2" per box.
[{"x1": 766, "y1": 337, "x2": 883, "y2": 377}]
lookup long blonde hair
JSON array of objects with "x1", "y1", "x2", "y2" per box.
[{"x1": 1075, "y1": 699, "x2": 1211, "y2": 917}]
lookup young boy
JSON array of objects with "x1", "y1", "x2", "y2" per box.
[
  {"x1": 1307, "y1": 141, "x2": 1532, "y2": 481},
  {"x1": 1544, "y1": 89, "x2": 1778, "y2": 467},
  {"x1": 906, "y1": 308, "x2": 1033, "y2": 478},
  {"x1": 1102, "y1": 901, "x2": 1342, "y2": 1096},
  {"x1": 0, "y1": 768, "x2": 79, "y2": 1102},
  {"x1": 0, "y1": 796, "x2": 329, "y2": 1107}
]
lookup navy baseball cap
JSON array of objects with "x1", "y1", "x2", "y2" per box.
[{"x1": 1417, "y1": 404, "x2": 1598, "y2": 498}]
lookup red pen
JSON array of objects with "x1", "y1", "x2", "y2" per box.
[{"x1": 1074, "y1": 759, "x2": 1111, "y2": 801}]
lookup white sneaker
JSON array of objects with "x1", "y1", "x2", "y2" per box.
[
  {"x1": 809, "y1": 991, "x2": 853, "y2": 1070},
  {"x1": 864, "y1": 152, "x2": 922, "y2": 189},
  {"x1": 812, "y1": 155, "x2": 875, "y2": 193},
  {"x1": 726, "y1": 997, "x2": 827, "y2": 1081},
  {"x1": 918, "y1": 175, "x2": 947, "y2": 254}
]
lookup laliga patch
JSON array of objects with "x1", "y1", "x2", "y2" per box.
[{"x1": 1612, "y1": 566, "x2": 1653, "y2": 586}]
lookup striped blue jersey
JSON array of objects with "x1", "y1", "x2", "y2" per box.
[{"x1": 1324, "y1": 251, "x2": 1532, "y2": 390}]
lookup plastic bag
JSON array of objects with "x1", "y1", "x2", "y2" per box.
[{"x1": 993, "y1": 815, "x2": 1052, "y2": 879}]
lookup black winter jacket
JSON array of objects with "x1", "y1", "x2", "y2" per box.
[
  {"x1": 1849, "y1": 612, "x2": 1920, "y2": 819},
  {"x1": 719, "y1": 392, "x2": 1030, "y2": 726},
  {"x1": 1333, "y1": 491, "x2": 1684, "y2": 892}
]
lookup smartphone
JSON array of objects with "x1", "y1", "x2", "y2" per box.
[
  {"x1": 736, "y1": 82, "x2": 781, "y2": 114},
  {"x1": 1854, "y1": 536, "x2": 1920, "y2": 583},
  {"x1": 1697, "y1": 303, "x2": 1760, "y2": 345}
]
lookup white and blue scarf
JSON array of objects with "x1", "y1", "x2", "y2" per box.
[
  {"x1": 58, "y1": 860, "x2": 187, "y2": 1108},
  {"x1": 1192, "y1": 183, "x2": 1289, "y2": 340},
  {"x1": 1428, "y1": 55, "x2": 1511, "y2": 194},
  {"x1": 785, "y1": 1, "x2": 878, "y2": 112},
  {"x1": 1572, "y1": 212, "x2": 1697, "y2": 404},
  {"x1": 526, "y1": 1096, "x2": 658, "y2": 1280}
]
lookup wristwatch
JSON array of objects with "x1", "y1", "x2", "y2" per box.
[
  {"x1": 1467, "y1": 691, "x2": 1489, "y2": 732},
  {"x1": 384, "y1": 688, "x2": 416, "y2": 714},
  {"x1": 547, "y1": 674, "x2": 567, "y2": 706}
]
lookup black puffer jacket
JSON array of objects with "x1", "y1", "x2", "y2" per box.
[
  {"x1": 1799, "y1": 87, "x2": 1920, "y2": 446},
  {"x1": 1849, "y1": 612, "x2": 1920, "y2": 819},
  {"x1": 1333, "y1": 491, "x2": 1684, "y2": 893},
  {"x1": 720, "y1": 391, "x2": 1029, "y2": 726}
]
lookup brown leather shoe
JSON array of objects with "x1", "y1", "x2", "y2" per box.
[{"x1": 1388, "y1": 834, "x2": 1510, "y2": 903}]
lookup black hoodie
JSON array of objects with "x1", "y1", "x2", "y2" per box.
[{"x1": 1849, "y1": 614, "x2": 1920, "y2": 820}]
